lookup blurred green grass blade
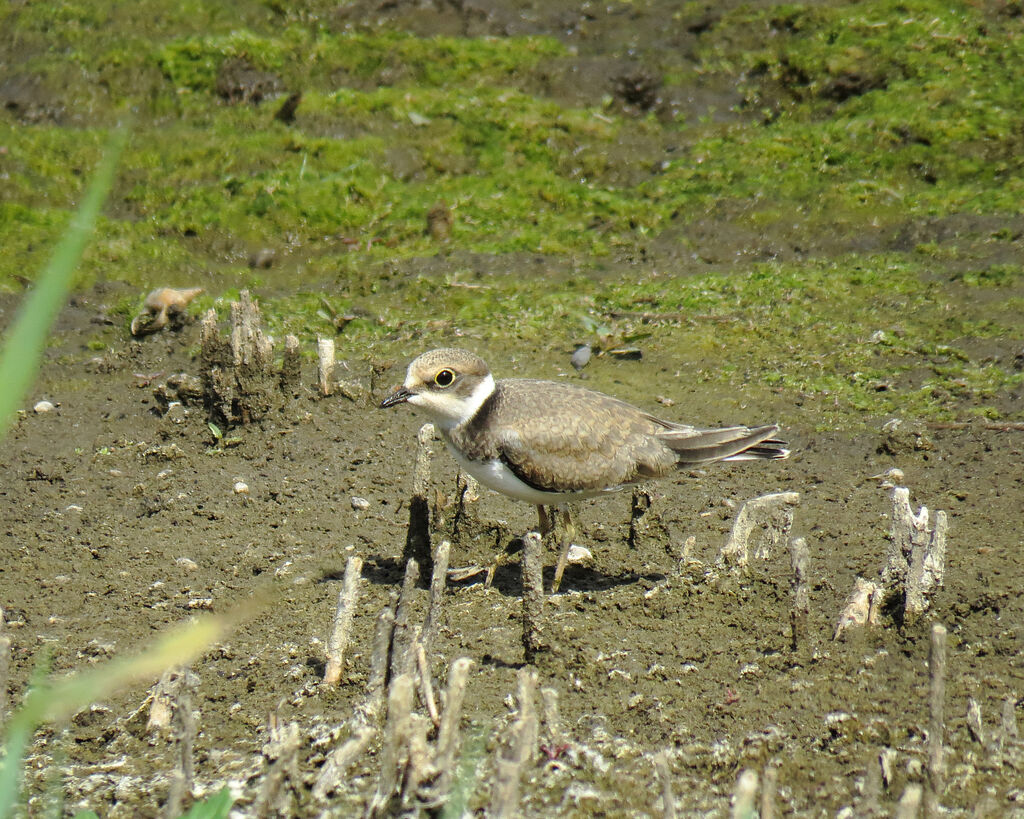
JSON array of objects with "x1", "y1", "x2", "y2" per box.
[
  {"x1": 0, "y1": 605, "x2": 250, "y2": 819},
  {"x1": 0, "y1": 126, "x2": 128, "y2": 441},
  {"x1": 179, "y1": 786, "x2": 234, "y2": 818}
]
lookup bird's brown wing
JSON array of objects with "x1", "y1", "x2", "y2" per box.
[{"x1": 486, "y1": 381, "x2": 677, "y2": 492}]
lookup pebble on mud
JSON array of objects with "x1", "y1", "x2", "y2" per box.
[
  {"x1": 351, "y1": 496, "x2": 370, "y2": 511},
  {"x1": 33, "y1": 400, "x2": 56, "y2": 413},
  {"x1": 176, "y1": 557, "x2": 198, "y2": 572},
  {"x1": 233, "y1": 481, "x2": 250, "y2": 495}
]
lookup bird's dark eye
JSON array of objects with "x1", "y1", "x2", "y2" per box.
[{"x1": 434, "y1": 369, "x2": 455, "y2": 387}]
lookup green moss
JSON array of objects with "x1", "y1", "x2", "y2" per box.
[{"x1": 2, "y1": 0, "x2": 1022, "y2": 426}]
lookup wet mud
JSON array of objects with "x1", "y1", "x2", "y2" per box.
[{"x1": 1, "y1": 290, "x2": 1022, "y2": 816}]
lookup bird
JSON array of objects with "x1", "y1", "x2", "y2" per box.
[{"x1": 380, "y1": 348, "x2": 789, "y2": 588}]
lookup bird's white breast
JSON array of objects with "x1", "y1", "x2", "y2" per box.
[{"x1": 443, "y1": 440, "x2": 613, "y2": 506}]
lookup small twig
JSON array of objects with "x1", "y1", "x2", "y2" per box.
[
  {"x1": 415, "y1": 640, "x2": 440, "y2": 728},
  {"x1": 521, "y1": 532, "x2": 546, "y2": 663},
  {"x1": 312, "y1": 724, "x2": 375, "y2": 801},
  {"x1": 926, "y1": 623, "x2": 947, "y2": 817},
  {"x1": 653, "y1": 751, "x2": 676, "y2": 819},
  {"x1": 0, "y1": 630, "x2": 10, "y2": 729},
  {"x1": 323, "y1": 555, "x2": 363, "y2": 687},
  {"x1": 489, "y1": 721, "x2": 525, "y2": 819},
  {"x1": 404, "y1": 714, "x2": 433, "y2": 805},
  {"x1": 317, "y1": 336, "x2": 335, "y2": 397},
  {"x1": 999, "y1": 695, "x2": 1019, "y2": 751},
  {"x1": 731, "y1": 768, "x2": 758, "y2": 818}
]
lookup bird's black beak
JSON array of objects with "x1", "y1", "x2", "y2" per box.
[{"x1": 379, "y1": 387, "x2": 414, "y2": 409}]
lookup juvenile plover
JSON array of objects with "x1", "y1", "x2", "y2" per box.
[{"x1": 380, "y1": 348, "x2": 789, "y2": 583}]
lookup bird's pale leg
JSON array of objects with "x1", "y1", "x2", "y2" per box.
[
  {"x1": 551, "y1": 506, "x2": 577, "y2": 593},
  {"x1": 536, "y1": 505, "x2": 554, "y2": 537}
]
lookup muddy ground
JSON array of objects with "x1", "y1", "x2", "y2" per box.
[{"x1": 1, "y1": 283, "x2": 1022, "y2": 817}]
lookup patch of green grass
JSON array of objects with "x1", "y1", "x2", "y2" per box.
[{"x1": 1, "y1": 0, "x2": 1022, "y2": 429}]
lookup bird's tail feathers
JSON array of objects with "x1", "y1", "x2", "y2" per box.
[{"x1": 659, "y1": 424, "x2": 789, "y2": 465}]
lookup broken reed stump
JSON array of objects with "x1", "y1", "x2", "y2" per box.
[
  {"x1": 254, "y1": 717, "x2": 301, "y2": 819},
  {"x1": 789, "y1": 536, "x2": 810, "y2": 655},
  {"x1": 882, "y1": 487, "x2": 947, "y2": 620},
  {"x1": 434, "y1": 657, "x2": 474, "y2": 796},
  {"x1": 521, "y1": 532, "x2": 546, "y2": 663},
  {"x1": 369, "y1": 673, "x2": 415, "y2": 816},
  {"x1": 653, "y1": 751, "x2": 676, "y2": 819},
  {"x1": 628, "y1": 484, "x2": 653, "y2": 550},
  {"x1": 489, "y1": 668, "x2": 539, "y2": 819},
  {"x1": 323, "y1": 555, "x2": 363, "y2": 687},
  {"x1": 390, "y1": 559, "x2": 421, "y2": 681},
  {"x1": 279, "y1": 333, "x2": 301, "y2": 394},
  {"x1": 731, "y1": 768, "x2": 758, "y2": 818},
  {"x1": 926, "y1": 623, "x2": 947, "y2": 818},
  {"x1": 317, "y1": 336, "x2": 335, "y2": 397},
  {"x1": 199, "y1": 290, "x2": 291, "y2": 427},
  {"x1": 161, "y1": 668, "x2": 199, "y2": 819},
  {"x1": 404, "y1": 424, "x2": 436, "y2": 576},
  {"x1": 837, "y1": 485, "x2": 948, "y2": 636},
  {"x1": 0, "y1": 609, "x2": 9, "y2": 729},
  {"x1": 719, "y1": 491, "x2": 800, "y2": 570},
  {"x1": 421, "y1": 539, "x2": 451, "y2": 659}
]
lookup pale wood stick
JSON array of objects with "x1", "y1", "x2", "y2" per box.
[
  {"x1": 515, "y1": 667, "x2": 538, "y2": 766},
  {"x1": 323, "y1": 555, "x2": 363, "y2": 687},
  {"x1": 540, "y1": 687, "x2": 564, "y2": 750},
  {"x1": 280, "y1": 333, "x2": 301, "y2": 392},
  {"x1": 253, "y1": 719, "x2": 301, "y2": 819}
]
